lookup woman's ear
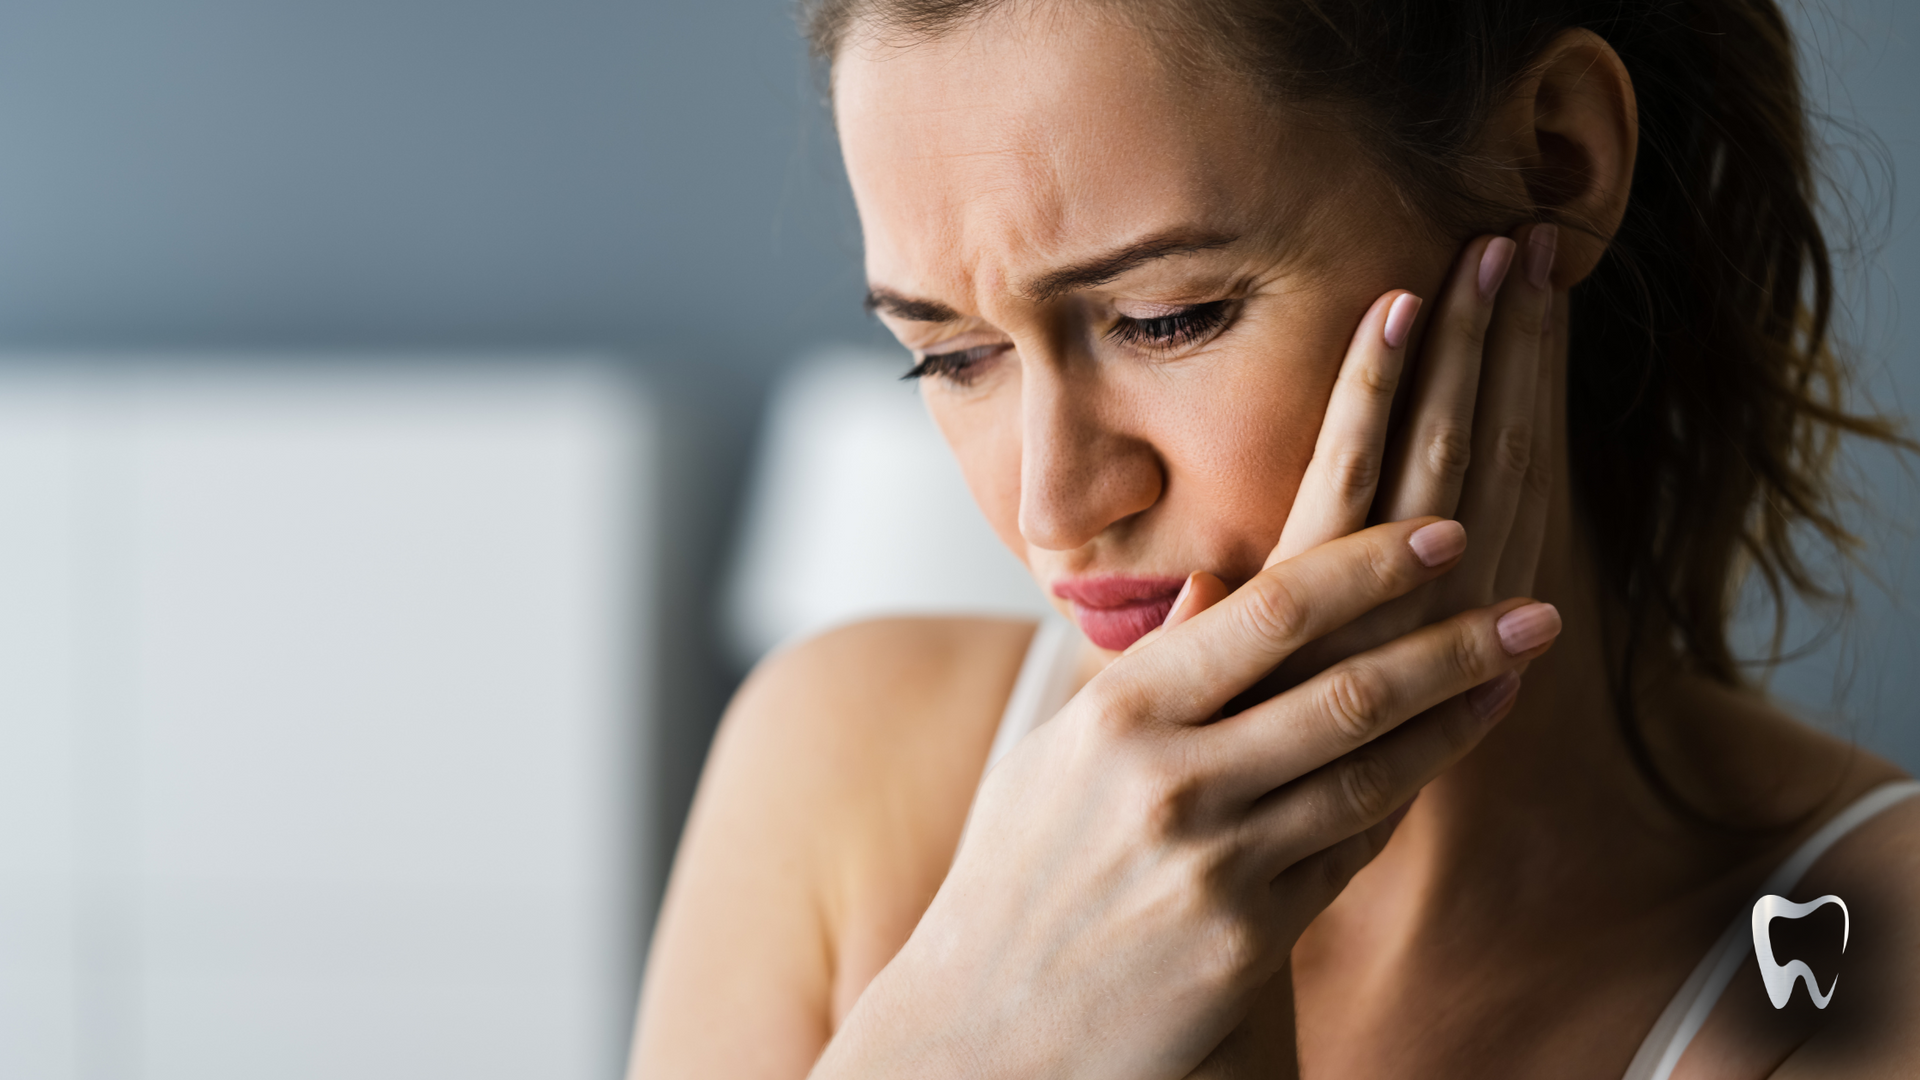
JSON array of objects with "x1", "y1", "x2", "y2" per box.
[{"x1": 1486, "y1": 29, "x2": 1638, "y2": 287}]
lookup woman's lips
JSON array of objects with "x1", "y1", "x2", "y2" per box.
[{"x1": 1052, "y1": 575, "x2": 1188, "y2": 651}]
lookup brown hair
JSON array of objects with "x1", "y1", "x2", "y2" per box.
[{"x1": 806, "y1": 0, "x2": 1907, "y2": 804}]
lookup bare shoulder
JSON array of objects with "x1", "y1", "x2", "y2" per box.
[
  {"x1": 718, "y1": 616, "x2": 1042, "y2": 1019},
  {"x1": 634, "y1": 615, "x2": 1038, "y2": 1077},
  {"x1": 1678, "y1": 715, "x2": 1918, "y2": 1080},
  {"x1": 1767, "y1": 778, "x2": 1920, "y2": 1078},
  {"x1": 723, "y1": 615, "x2": 1040, "y2": 809}
]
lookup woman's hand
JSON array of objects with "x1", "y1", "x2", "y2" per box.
[
  {"x1": 1167, "y1": 226, "x2": 1562, "y2": 1077},
  {"x1": 807, "y1": 282, "x2": 1562, "y2": 1080},
  {"x1": 810, "y1": 520, "x2": 1553, "y2": 1080},
  {"x1": 1260, "y1": 224, "x2": 1563, "y2": 684},
  {"x1": 1136, "y1": 224, "x2": 1559, "y2": 683}
]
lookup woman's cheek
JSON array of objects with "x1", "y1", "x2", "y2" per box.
[{"x1": 1144, "y1": 363, "x2": 1325, "y2": 574}]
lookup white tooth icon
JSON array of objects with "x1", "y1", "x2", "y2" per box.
[{"x1": 1751, "y1": 894, "x2": 1849, "y2": 1010}]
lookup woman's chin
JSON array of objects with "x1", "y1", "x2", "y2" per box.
[{"x1": 1072, "y1": 599, "x2": 1177, "y2": 652}]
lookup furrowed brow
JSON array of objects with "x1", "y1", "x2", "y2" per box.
[
  {"x1": 863, "y1": 288, "x2": 961, "y2": 323},
  {"x1": 1018, "y1": 230, "x2": 1240, "y2": 302},
  {"x1": 862, "y1": 229, "x2": 1239, "y2": 321}
]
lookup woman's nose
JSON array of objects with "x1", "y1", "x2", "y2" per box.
[{"x1": 1016, "y1": 362, "x2": 1162, "y2": 551}]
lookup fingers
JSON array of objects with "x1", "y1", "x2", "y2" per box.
[
  {"x1": 1378, "y1": 236, "x2": 1516, "y2": 522},
  {"x1": 1118, "y1": 571, "x2": 1228, "y2": 658},
  {"x1": 1105, "y1": 517, "x2": 1468, "y2": 722},
  {"x1": 1246, "y1": 664, "x2": 1530, "y2": 874},
  {"x1": 1494, "y1": 286, "x2": 1561, "y2": 600},
  {"x1": 1199, "y1": 595, "x2": 1559, "y2": 801},
  {"x1": 1268, "y1": 798, "x2": 1408, "y2": 914},
  {"x1": 1267, "y1": 290, "x2": 1421, "y2": 568},
  {"x1": 1454, "y1": 223, "x2": 1556, "y2": 597}
]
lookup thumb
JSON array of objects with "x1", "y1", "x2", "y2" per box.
[{"x1": 1120, "y1": 571, "x2": 1229, "y2": 657}]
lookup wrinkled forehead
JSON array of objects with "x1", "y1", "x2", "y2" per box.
[{"x1": 832, "y1": 9, "x2": 1337, "y2": 301}]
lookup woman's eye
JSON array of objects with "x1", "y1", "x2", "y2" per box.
[
  {"x1": 1108, "y1": 300, "x2": 1234, "y2": 353},
  {"x1": 902, "y1": 344, "x2": 1006, "y2": 386}
]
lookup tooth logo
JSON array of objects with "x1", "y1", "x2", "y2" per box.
[{"x1": 1751, "y1": 894, "x2": 1849, "y2": 1010}]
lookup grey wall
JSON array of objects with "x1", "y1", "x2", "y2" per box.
[
  {"x1": 1761, "y1": 1, "x2": 1920, "y2": 765},
  {"x1": 0, "y1": 0, "x2": 895, "y2": 876},
  {"x1": 1, "y1": 0, "x2": 1916, "y2": 924}
]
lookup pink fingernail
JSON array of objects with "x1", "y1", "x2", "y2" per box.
[
  {"x1": 1161, "y1": 574, "x2": 1194, "y2": 627},
  {"x1": 1407, "y1": 520, "x2": 1466, "y2": 567},
  {"x1": 1496, "y1": 602, "x2": 1561, "y2": 655},
  {"x1": 1467, "y1": 671, "x2": 1521, "y2": 719},
  {"x1": 1478, "y1": 237, "x2": 1516, "y2": 301},
  {"x1": 1526, "y1": 224, "x2": 1559, "y2": 290},
  {"x1": 1382, "y1": 293, "x2": 1421, "y2": 349}
]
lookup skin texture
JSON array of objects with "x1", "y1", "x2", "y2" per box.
[{"x1": 630, "y1": 7, "x2": 1919, "y2": 1078}]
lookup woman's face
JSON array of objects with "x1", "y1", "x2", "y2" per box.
[{"x1": 836, "y1": 9, "x2": 1459, "y2": 651}]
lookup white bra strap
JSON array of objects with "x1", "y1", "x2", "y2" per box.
[{"x1": 1620, "y1": 778, "x2": 1920, "y2": 1080}]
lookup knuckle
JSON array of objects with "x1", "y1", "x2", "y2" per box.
[
  {"x1": 1088, "y1": 680, "x2": 1153, "y2": 737},
  {"x1": 1239, "y1": 574, "x2": 1311, "y2": 647},
  {"x1": 1133, "y1": 753, "x2": 1208, "y2": 841},
  {"x1": 1339, "y1": 753, "x2": 1397, "y2": 824},
  {"x1": 1523, "y1": 452, "x2": 1555, "y2": 500},
  {"x1": 1490, "y1": 423, "x2": 1533, "y2": 478},
  {"x1": 1322, "y1": 666, "x2": 1388, "y2": 744},
  {"x1": 1448, "y1": 621, "x2": 1488, "y2": 682},
  {"x1": 1422, "y1": 425, "x2": 1473, "y2": 487},
  {"x1": 1327, "y1": 448, "x2": 1380, "y2": 503},
  {"x1": 1198, "y1": 912, "x2": 1270, "y2": 994},
  {"x1": 1343, "y1": 360, "x2": 1399, "y2": 399},
  {"x1": 1360, "y1": 531, "x2": 1403, "y2": 593}
]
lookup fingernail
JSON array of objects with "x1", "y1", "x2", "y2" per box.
[
  {"x1": 1383, "y1": 292, "x2": 1422, "y2": 349},
  {"x1": 1497, "y1": 602, "x2": 1562, "y2": 655},
  {"x1": 1161, "y1": 574, "x2": 1195, "y2": 627},
  {"x1": 1407, "y1": 519, "x2": 1466, "y2": 567},
  {"x1": 1478, "y1": 237, "x2": 1516, "y2": 301},
  {"x1": 1467, "y1": 671, "x2": 1522, "y2": 719},
  {"x1": 1526, "y1": 224, "x2": 1559, "y2": 290}
]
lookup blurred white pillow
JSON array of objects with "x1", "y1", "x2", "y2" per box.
[{"x1": 723, "y1": 347, "x2": 1051, "y2": 665}]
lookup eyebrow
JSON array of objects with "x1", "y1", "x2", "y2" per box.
[
  {"x1": 862, "y1": 228, "x2": 1241, "y2": 323},
  {"x1": 863, "y1": 289, "x2": 961, "y2": 323},
  {"x1": 1019, "y1": 229, "x2": 1240, "y2": 301}
]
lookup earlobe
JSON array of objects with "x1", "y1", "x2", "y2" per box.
[{"x1": 1515, "y1": 29, "x2": 1639, "y2": 287}]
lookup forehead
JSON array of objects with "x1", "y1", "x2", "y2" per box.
[{"x1": 833, "y1": 9, "x2": 1350, "y2": 299}]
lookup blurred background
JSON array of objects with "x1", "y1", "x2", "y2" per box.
[{"x1": 0, "y1": 1, "x2": 1913, "y2": 1077}]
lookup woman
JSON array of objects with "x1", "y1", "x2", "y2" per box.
[{"x1": 632, "y1": 1, "x2": 1919, "y2": 1076}]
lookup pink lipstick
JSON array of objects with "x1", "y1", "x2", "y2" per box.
[{"x1": 1052, "y1": 575, "x2": 1187, "y2": 651}]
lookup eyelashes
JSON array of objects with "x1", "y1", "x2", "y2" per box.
[
  {"x1": 902, "y1": 344, "x2": 1006, "y2": 385},
  {"x1": 1107, "y1": 300, "x2": 1234, "y2": 353},
  {"x1": 903, "y1": 300, "x2": 1236, "y2": 385}
]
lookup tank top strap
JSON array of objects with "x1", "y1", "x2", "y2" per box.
[
  {"x1": 1620, "y1": 778, "x2": 1920, "y2": 1080},
  {"x1": 981, "y1": 615, "x2": 1084, "y2": 782}
]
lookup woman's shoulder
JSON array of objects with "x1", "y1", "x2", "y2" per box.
[
  {"x1": 1724, "y1": 769, "x2": 1920, "y2": 1078},
  {"x1": 715, "y1": 616, "x2": 1042, "y2": 1018},
  {"x1": 703, "y1": 615, "x2": 1041, "y2": 853},
  {"x1": 1679, "y1": 711, "x2": 1918, "y2": 1078},
  {"x1": 636, "y1": 616, "x2": 1041, "y2": 1070},
  {"x1": 725, "y1": 614, "x2": 1040, "y2": 776}
]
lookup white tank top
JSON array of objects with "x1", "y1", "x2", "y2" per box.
[{"x1": 978, "y1": 616, "x2": 1920, "y2": 1079}]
